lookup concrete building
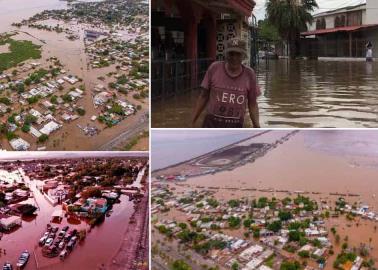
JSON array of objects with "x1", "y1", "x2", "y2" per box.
[
  {"x1": 9, "y1": 138, "x2": 30, "y2": 151},
  {"x1": 301, "y1": 0, "x2": 378, "y2": 58}
]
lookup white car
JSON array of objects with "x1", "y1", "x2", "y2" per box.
[
  {"x1": 44, "y1": 238, "x2": 54, "y2": 247},
  {"x1": 39, "y1": 236, "x2": 47, "y2": 245}
]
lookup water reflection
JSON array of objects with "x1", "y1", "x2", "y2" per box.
[{"x1": 152, "y1": 59, "x2": 378, "y2": 128}]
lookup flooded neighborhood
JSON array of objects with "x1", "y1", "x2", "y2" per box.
[
  {"x1": 0, "y1": 152, "x2": 149, "y2": 270},
  {"x1": 0, "y1": 0, "x2": 149, "y2": 150},
  {"x1": 152, "y1": 130, "x2": 378, "y2": 270}
]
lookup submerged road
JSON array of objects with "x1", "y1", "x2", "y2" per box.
[{"x1": 98, "y1": 114, "x2": 148, "y2": 151}]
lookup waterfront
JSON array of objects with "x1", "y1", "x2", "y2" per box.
[
  {"x1": 152, "y1": 60, "x2": 378, "y2": 128},
  {"x1": 0, "y1": 153, "x2": 149, "y2": 270}
]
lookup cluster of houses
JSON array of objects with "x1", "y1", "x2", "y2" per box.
[
  {"x1": 153, "y1": 183, "x2": 378, "y2": 270},
  {"x1": 86, "y1": 36, "x2": 135, "y2": 69},
  {"x1": 0, "y1": 62, "x2": 88, "y2": 150}
]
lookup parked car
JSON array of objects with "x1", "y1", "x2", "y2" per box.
[
  {"x1": 3, "y1": 262, "x2": 12, "y2": 270},
  {"x1": 16, "y1": 250, "x2": 29, "y2": 268},
  {"x1": 39, "y1": 236, "x2": 47, "y2": 246},
  {"x1": 59, "y1": 250, "x2": 68, "y2": 260},
  {"x1": 45, "y1": 238, "x2": 54, "y2": 247},
  {"x1": 62, "y1": 226, "x2": 69, "y2": 231},
  {"x1": 58, "y1": 241, "x2": 65, "y2": 250}
]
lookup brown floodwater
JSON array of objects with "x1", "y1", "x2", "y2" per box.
[
  {"x1": 154, "y1": 130, "x2": 378, "y2": 269},
  {"x1": 0, "y1": 168, "x2": 146, "y2": 269},
  {"x1": 0, "y1": 0, "x2": 149, "y2": 150},
  {"x1": 152, "y1": 59, "x2": 378, "y2": 128},
  {"x1": 176, "y1": 130, "x2": 378, "y2": 209}
]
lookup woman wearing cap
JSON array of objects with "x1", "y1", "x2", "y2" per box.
[{"x1": 192, "y1": 38, "x2": 261, "y2": 128}]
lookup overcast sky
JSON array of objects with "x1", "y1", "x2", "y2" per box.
[{"x1": 254, "y1": 0, "x2": 366, "y2": 20}]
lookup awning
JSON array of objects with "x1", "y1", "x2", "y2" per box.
[{"x1": 301, "y1": 24, "x2": 378, "y2": 36}]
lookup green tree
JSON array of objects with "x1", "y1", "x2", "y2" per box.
[
  {"x1": 232, "y1": 262, "x2": 239, "y2": 270},
  {"x1": 267, "y1": 220, "x2": 282, "y2": 232},
  {"x1": 171, "y1": 259, "x2": 192, "y2": 270},
  {"x1": 266, "y1": 0, "x2": 318, "y2": 58},
  {"x1": 38, "y1": 134, "x2": 49, "y2": 143},
  {"x1": 280, "y1": 260, "x2": 301, "y2": 270},
  {"x1": 258, "y1": 19, "x2": 280, "y2": 42}
]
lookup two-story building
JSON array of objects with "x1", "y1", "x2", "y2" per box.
[{"x1": 300, "y1": 0, "x2": 378, "y2": 58}]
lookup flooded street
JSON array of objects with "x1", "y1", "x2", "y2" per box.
[
  {"x1": 0, "y1": 0, "x2": 149, "y2": 151},
  {"x1": 152, "y1": 60, "x2": 378, "y2": 128},
  {"x1": 0, "y1": 168, "x2": 138, "y2": 270}
]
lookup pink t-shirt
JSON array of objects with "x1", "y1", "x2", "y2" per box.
[{"x1": 201, "y1": 61, "x2": 261, "y2": 125}]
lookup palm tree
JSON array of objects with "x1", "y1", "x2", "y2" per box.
[{"x1": 266, "y1": 0, "x2": 318, "y2": 58}]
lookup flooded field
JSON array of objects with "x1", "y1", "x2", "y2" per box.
[{"x1": 152, "y1": 60, "x2": 378, "y2": 128}]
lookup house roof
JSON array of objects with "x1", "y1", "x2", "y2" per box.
[
  {"x1": 95, "y1": 198, "x2": 107, "y2": 207},
  {"x1": 301, "y1": 24, "x2": 378, "y2": 36}
]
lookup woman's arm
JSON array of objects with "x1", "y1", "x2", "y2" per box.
[
  {"x1": 192, "y1": 88, "x2": 210, "y2": 127},
  {"x1": 248, "y1": 100, "x2": 260, "y2": 128}
]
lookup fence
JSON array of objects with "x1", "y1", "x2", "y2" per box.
[{"x1": 151, "y1": 58, "x2": 213, "y2": 100}]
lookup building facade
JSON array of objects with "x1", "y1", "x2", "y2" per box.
[
  {"x1": 151, "y1": 0, "x2": 256, "y2": 99},
  {"x1": 301, "y1": 0, "x2": 378, "y2": 58}
]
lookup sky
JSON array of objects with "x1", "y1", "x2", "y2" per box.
[{"x1": 254, "y1": 0, "x2": 366, "y2": 21}]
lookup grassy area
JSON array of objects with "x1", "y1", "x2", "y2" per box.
[
  {"x1": 265, "y1": 254, "x2": 275, "y2": 268},
  {"x1": 0, "y1": 35, "x2": 42, "y2": 72},
  {"x1": 124, "y1": 130, "x2": 148, "y2": 151}
]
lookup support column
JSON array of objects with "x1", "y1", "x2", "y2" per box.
[
  {"x1": 205, "y1": 16, "x2": 217, "y2": 60},
  {"x1": 349, "y1": 32, "x2": 352, "y2": 57}
]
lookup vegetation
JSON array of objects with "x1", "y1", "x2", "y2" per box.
[
  {"x1": 266, "y1": 0, "x2": 318, "y2": 58},
  {"x1": 0, "y1": 35, "x2": 42, "y2": 72}
]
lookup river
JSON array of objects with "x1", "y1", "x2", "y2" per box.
[{"x1": 152, "y1": 59, "x2": 378, "y2": 128}]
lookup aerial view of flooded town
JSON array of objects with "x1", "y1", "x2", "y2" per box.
[
  {"x1": 152, "y1": 130, "x2": 378, "y2": 270},
  {"x1": 0, "y1": 152, "x2": 149, "y2": 269},
  {"x1": 0, "y1": 0, "x2": 149, "y2": 151}
]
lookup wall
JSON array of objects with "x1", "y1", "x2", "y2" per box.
[{"x1": 366, "y1": 0, "x2": 378, "y2": 24}]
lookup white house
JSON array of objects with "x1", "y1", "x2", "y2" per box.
[{"x1": 301, "y1": 0, "x2": 378, "y2": 57}]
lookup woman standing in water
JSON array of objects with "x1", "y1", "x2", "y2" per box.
[
  {"x1": 366, "y1": 41, "x2": 373, "y2": 62},
  {"x1": 192, "y1": 38, "x2": 261, "y2": 128}
]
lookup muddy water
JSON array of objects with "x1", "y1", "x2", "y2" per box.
[
  {"x1": 0, "y1": 169, "x2": 136, "y2": 270},
  {"x1": 0, "y1": 0, "x2": 67, "y2": 33},
  {"x1": 152, "y1": 60, "x2": 378, "y2": 128},
  {"x1": 167, "y1": 131, "x2": 378, "y2": 209},
  {"x1": 0, "y1": 2, "x2": 149, "y2": 150}
]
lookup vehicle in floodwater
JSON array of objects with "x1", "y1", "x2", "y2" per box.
[{"x1": 16, "y1": 250, "x2": 29, "y2": 268}]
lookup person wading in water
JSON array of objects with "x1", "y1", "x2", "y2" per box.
[{"x1": 192, "y1": 38, "x2": 261, "y2": 128}]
